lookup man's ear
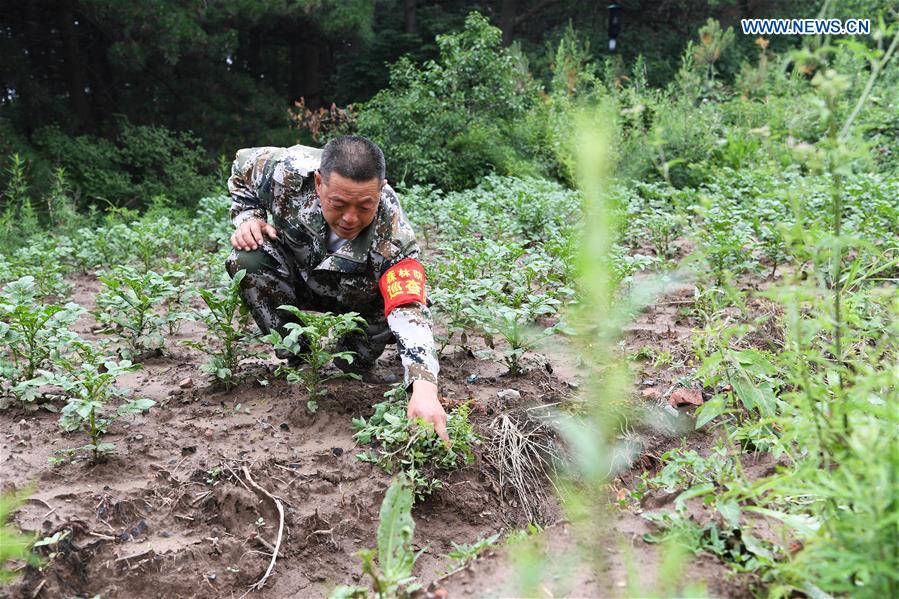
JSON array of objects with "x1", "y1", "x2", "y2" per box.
[
  {"x1": 314, "y1": 170, "x2": 324, "y2": 193},
  {"x1": 380, "y1": 178, "x2": 388, "y2": 190}
]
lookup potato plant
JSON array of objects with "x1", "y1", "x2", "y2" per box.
[
  {"x1": 0, "y1": 276, "x2": 83, "y2": 403},
  {"x1": 41, "y1": 339, "x2": 154, "y2": 461},
  {"x1": 94, "y1": 265, "x2": 184, "y2": 356},
  {"x1": 182, "y1": 270, "x2": 259, "y2": 389},
  {"x1": 465, "y1": 302, "x2": 562, "y2": 375},
  {"x1": 264, "y1": 305, "x2": 366, "y2": 413},
  {"x1": 353, "y1": 386, "x2": 477, "y2": 500},
  {"x1": 1, "y1": 244, "x2": 72, "y2": 299}
]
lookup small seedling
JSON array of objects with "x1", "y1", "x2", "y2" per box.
[
  {"x1": 466, "y1": 303, "x2": 561, "y2": 375},
  {"x1": 443, "y1": 533, "x2": 500, "y2": 573},
  {"x1": 182, "y1": 270, "x2": 259, "y2": 389},
  {"x1": 42, "y1": 339, "x2": 155, "y2": 461},
  {"x1": 264, "y1": 306, "x2": 366, "y2": 413},
  {"x1": 206, "y1": 467, "x2": 223, "y2": 484}
]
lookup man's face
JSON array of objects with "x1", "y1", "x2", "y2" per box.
[{"x1": 315, "y1": 171, "x2": 383, "y2": 240}]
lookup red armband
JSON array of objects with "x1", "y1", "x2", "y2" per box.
[{"x1": 379, "y1": 258, "x2": 427, "y2": 317}]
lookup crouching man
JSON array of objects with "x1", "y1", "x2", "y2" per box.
[{"x1": 225, "y1": 135, "x2": 448, "y2": 441}]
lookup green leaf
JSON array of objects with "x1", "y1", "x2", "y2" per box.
[
  {"x1": 717, "y1": 499, "x2": 741, "y2": 529},
  {"x1": 732, "y1": 372, "x2": 775, "y2": 417},
  {"x1": 744, "y1": 506, "x2": 821, "y2": 537},
  {"x1": 741, "y1": 530, "x2": 774, "y2": 561},
  {"x1": 328, "y1": 584, "x2": 369, "y2": 599},
  {"x1": 673, "y1": 482, "x2": 714, "y2": 510},
  {"x1": 694, "y1": 394, "x2": 727, "y2": 429},
  {"x1": 117, "y1": 398, "x2": 155, "y2": 416},
  {"x1": 377, "y1": 474, "x2": 417, "y2": 584}
]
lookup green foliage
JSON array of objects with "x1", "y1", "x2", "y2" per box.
[
  {"x1": 330, "y1": 474, "x2": 423, "y2": 599},
  {"x1": 630, "y1": 444, "x2": 738, "y2": 504},
  {"x1": 642, "y1": 510, "x2": 776, "y2": 575},
  {"x1": 0, "y1": 490, "x2": 38, "y2": 584},
  {"x1": 357, "y1": 13, "x2": 539, "y2": 189},
  {"x1": 45, "y1": 167, "x2": 80, "y2": 233},
  {"x1": 94, "y1": 265, "x2": 184, "y2": 357},
  {"x1": 0, "y1": 239, "x2": 73, "y2": 300},
  {"x1": 0, "y1": 154, "x2": 39, "y2": 250},
  {"x1": 32, "y1": 119, "x2": 216, "y2": 210},
  {"x1": 264, "y1": 306, "x2": 366, "y2": 413},
  {"x1": 41, "y1": 339, "x2": 154, "y2": 461},
  {"x1": 353, "y1": 386, "x2": 477, "y2": 500},
  {"x1": 402, "y1": 177, "x2": 579, "y2": 362},
  {"x1": 466, "y1": 303, "x2": 560, "y2": 375},
  {"x1": 182, "y1": 270, "x2": 258, "y2": 390},
  {"x1": 0, "y1": 276, "x2": 83, "y2": 403},
  {"x1": 444, "y1": 532, "x2": 500, "y2": 573}
]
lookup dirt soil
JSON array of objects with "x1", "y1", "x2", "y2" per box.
[{"x1": 1, "y1": 269, "x2": 756, "y2": 598}]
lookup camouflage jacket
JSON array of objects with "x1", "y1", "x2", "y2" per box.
[{"x1": 228, "y1": 144, "x2": 439, "y2": 386}]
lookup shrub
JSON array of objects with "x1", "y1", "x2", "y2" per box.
[
  {"x1": 356, "y1": 13, "x2": 539, "y2": 189},
  {"x1": 32, "y1": 117, "x2": 216, "y2": 210}
]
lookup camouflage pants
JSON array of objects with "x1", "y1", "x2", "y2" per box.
[{"x1": 225, "y1": 240, "x2": 392, "y2": 373}]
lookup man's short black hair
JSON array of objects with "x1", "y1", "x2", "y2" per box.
[{"x1": 319, "y1": 135, "x2": 386, "y2": 183}]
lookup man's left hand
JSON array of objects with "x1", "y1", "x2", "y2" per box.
[{"x1": 407, "y1": 380, "x2": 449, "y2": 444}]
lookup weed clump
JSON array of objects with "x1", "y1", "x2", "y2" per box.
[{"x1": 353, "y1": 386, "x2": 477, "y2": 500}]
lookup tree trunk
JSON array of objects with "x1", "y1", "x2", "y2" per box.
[
  {"x1": 289, "y1": 38, "x2": 302, "y2": 102},
  {"x1": 56, "y1": 0, "x2": 95, "y2": 132},
  {"x1": 500, "y1": 0, "x2": 517, "y2": 46},
  {"x1": 404, "y1": 0, "x2": 417, "y2": 35},
  {"x1": 246, "y1": 29, "x2": 261, "y2": 77},
  {"x1": 300, "y1": 28, "x2": 323, "y2": 108}
]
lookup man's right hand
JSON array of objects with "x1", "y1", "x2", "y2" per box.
[{"x1": 231, "y1": 219, "x2": 279, "y2": 251}]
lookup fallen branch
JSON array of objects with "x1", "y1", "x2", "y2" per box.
[{"x1": 240, "y1": 466, "x2": 285, "y2": 595}]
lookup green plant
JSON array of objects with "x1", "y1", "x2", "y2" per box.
[
  {"x1": 466, "y1": 303, "x2": 561, "y2": 375},
  {"x1": 41, "y1": 339, "x2": 154, "y2": 461},
  {"x1": 0, "y1": 490, "x2": 38, "y2": 584},
  {"x1": 1, "y1": 242, "x2": 74, "y2": 300},
  {"x1": 695, "y1": 197, "x2": 757, "y2": 286},
  {"x1": 1, "y1": 153, "x2": 39, "y2": 250},
  {"x1": 33, "y1": 118, "x2": 216, "y2": 210},
  {"x1": 264, "y1": 306, "x2": 366, "y2": 413},
  {"x1": 642, "y1": 510, "x2": 775, "y2": 575},
  {"x1": 330, "y1": 474, "x2": 423, "y2": 599},
  {"x1": 354, "y1": 386, "x2": 477, "y2": 500},
  {"x1": 0, "y1": 276, "x2": 83, "y2": 403},
  {"x1": 629, "y1": 444, "x2": 738, "y2": 504},
  {"x1": 182, "y1": 270, "x2": 258, "y2": 389},
  {"x1": 356, "y1": 13, "x2": 538, "y2": 189},
  {"x1": 45, "y1": 167, "x2": 80, "y2": 233},
  {"x1": 94, "y1": 265, "x2": 182, "y2": 356},
  {"x1": 444, "y1": 533, "x2": 500, "y2": 574}
]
